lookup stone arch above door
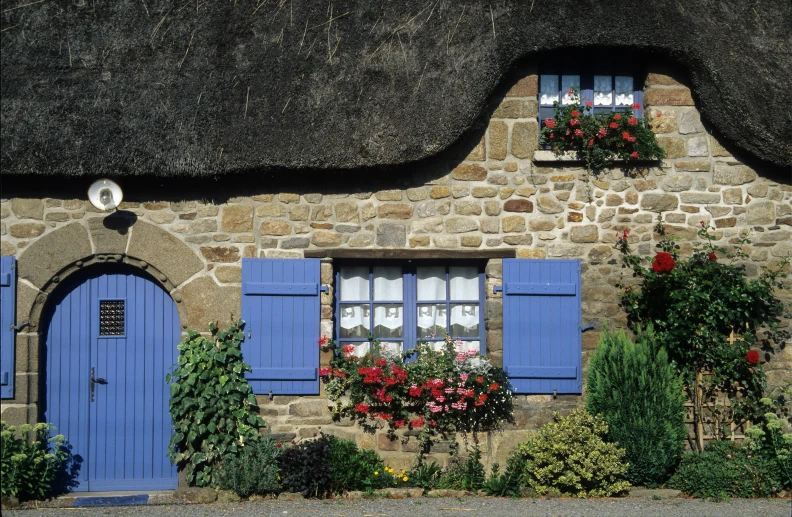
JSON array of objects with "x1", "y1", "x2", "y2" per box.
[{"x1": 17, "y1": 220, "x2": 203, "y2": 332}]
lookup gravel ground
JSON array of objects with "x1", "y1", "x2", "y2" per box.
[{"x1": 6, "y1": 497, "x2": 791, "y2": 517}]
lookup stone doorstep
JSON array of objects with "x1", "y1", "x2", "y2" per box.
[{"x1": 14, "y1": 491, "x2": 177, "y2": 509}]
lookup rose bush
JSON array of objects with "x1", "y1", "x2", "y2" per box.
[
  {"x1": 321, "y1": 335, "x2": 514, "y2": 452},
  {"x1": 616, "y1": 219, "x2": 790, "y2": 450},
  {"x1": 541, "y1": 88, "x2": 664, "y2": 172}
]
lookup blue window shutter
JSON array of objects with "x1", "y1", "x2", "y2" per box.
[
  {"x1": 502, "y1": 259, "x2": 582, "y2": 394},
  {"x1": 1, "y1": 256, "x2": 16, "y2": 399},
  {"x1": 241, "y1": 258, "x2": 320, "y2": 395}
]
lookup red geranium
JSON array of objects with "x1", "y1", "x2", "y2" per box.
[
  {"x1": 318, "y1": 335, "x2": 329, "y2": 346},
  {"x1": 571, "y1": 110, "x2": 579, "y2": 118},
  {"x1": 613, "y1": 113, "x2": 622, "y2": 121},
  {"x1": 746, "y1": 350, "x2": 760, "y2": 365},
  {"x1": 319, "y1": 366, "x2": 332, "y2": 377},
  {"x1": 354, "y1": 402, "x2": 370, "y2": 414},
  {"x1": 544, "y1": 118, "x2": 556, "y2": 129},
  {"x1": 628, "y1": 116, "x2": 637, "y2": 126},
  {"x1": 574, "y1": 129, "x2": 583, "y2": 136},
  {"x1": 622, "y1": 131, "x2": 632, "y2": 140},
  {"x1": 708, "y1": 253, "x2": 717, "y2": 261},
  {"x1": 652, "y1": 252, "x2": 676, "y2": 274},
  {"x1": 569, "y1": 118, "x2": 580, "y2": 126},
  {"x1": 585, "y1": 101, "x2": 593, "y2": 108},
  {"x1": 609, "y1": 122, "x2": 618, "y2": 129},
  {"x1": 632, "y1": 103, "x2": 641, "y2": 110},
  {"x1": 630, "y1": 151, "x2": 639, "y2": 159}
]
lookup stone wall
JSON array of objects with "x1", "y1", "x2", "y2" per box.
[{"x1": 1, "y1": 62, "x2": 790, "y2": 471}]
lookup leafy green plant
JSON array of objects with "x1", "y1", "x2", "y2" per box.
[
  {"x1": 517, "y1": 409, "x2": 630, "y2": 497},
  {"x1": 668, "y1": 440, "x2": 784, "y2": 498},
  {"x1": 481, "y1": 454, "x2": 524, "y2": 498},
  {"x1": 586, "y1": 326, "x2": 687, "y2": 487},
  {"x1": 744, "y1": 396, "x2": 792, "y2": 490},
  {"x1": 1, "y1": 422, "x2": 81, "y2": 501},
  {"x1": 327, "y1": 437, "x2": 384, "y2": 494},
  {"x1": 617, "y1": 220, "x2": 790, "y2": 451},
  {"x1": 406, "y1": 461, "x2": 441, "y2": 492},
  {"x1": 437, "y1": 445, "x2": 485, "y2": 492},
  {"x1": 277, "y1": 434, "x2": 334, "y2": 498},
  {"x1": 166, "y1": 319, "x2": 264, "y2": 487},
  {"x1": 216, "y1": 435, "x2": 281, "y2": 498},
  {"x1": 541, "y1": 87, "x2": 664, "y2": 172},
  {"x1": 322, "y1": 335, "x2": 514, "y2": 454}
]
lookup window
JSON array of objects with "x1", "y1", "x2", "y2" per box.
[
  {"x1": 539, "y1": 73, "x2": 643, "y2": 126},
  {"x1": 336, "y1": 264, "x2": 485, "y2": 358}
]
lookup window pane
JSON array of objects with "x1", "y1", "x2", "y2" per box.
[
  {"x1": 378, "y1": 342, "x2": 403, "y2": 355},
  {"x1": 450, "y1": 304, "x2": 479, "y2": 337},
  {"x1": 458, "y1": 341, "x2": 480, "y2": 354},
  {"x1": 343, "y1": 342, "x2": 370, "y2": 358},
  {"x1": 339, "y1": 304, "x2": 370, "y2": 338},
  {"x1": 615, "y1": 76, "x2": 633, "y2": 106},
  {"x1": 561, "y1": 75, "x2": 580, "y2": 104},
  {"x1": 539, "y1": 74, "x2": 559, "y2": 105},
  {"x1": 449, "y1": 267, "x2": 479, "y2": 300},
  {"x1": 593, "y1": 75, "x2": 612, "y2": 106},
  {"x1": 417, "y1": 267, "x2": 446, "y2": 301},
  {"x1": 373, "y1": 266, "x2": 403, "y2": 301},
  {"x1": 417, "y1": 304, "x2": 446, "y2": 338},
  {"x1": 340, "y1": 267, "x2": 369, "y2": 301},
  {"x1": 374, "y1": 304, "x2": 403, "y2": 338}
]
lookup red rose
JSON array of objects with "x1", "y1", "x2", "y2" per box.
[
  {"x1": 628, "y1": 117, "x2": 637, "y2": 126},
  {"x1": 708, "y1": 253, "x2": 717, "y2": 261},
  {"x1": 609, "y1": 122, "x2": 618, "y2": 129},
  {"x1": 746, "y1": 350, "x2": 760, "y2": 365},
  {"x1": 544, "y1": 118, "x2": 556, "y2": 129},
  {"x1": 630, "y1": 151, "x2": 639, "y2": 159},
  {"x1": 569, "y1": 118, "x2": 580, "y2": 126},
  {"x1": 571, "y1": 110, "x2": 579, "y2": 118},
  {"x1": 652, "y1": 252, "x2": 676, "y2": 273},
  {"x1": 613, "y1": 114, "x2": 622, "y2": 121}
]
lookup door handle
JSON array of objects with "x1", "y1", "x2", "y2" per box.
[{"x1": 90, "y1": 367, "x2": 107, "y2": 402}]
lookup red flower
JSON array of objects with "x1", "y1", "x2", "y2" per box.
[
  {"x1": 571, "y1": 110, "x2": 579, "y2": 118},
  {"x1": 588, "y1": 139, "x2": 594, "y2": 146},
  {"x1": 355, "y1": 402, "x2": 370, "y2": 414},
  {"x1": 630, "y1": 151, "x2": 639, "y2": 159},
  {"x1": 632, "y1": 103, "x2": 641, "y2": 110},
  {"x1": 489, "y1": 382, "x2": 499, "y2": 391},
  {"x1": 333, "y1": 368, "x2": 347, "y2": 378},
  {"x1": 342, "y1": 344, "x2": 355, "y2": 355},
  {"x1": 622, "y1": 131, "x2": 632, "y2": 140},
  {"x1": 318, "y1": 335, "x2": 329, "y2": 346},
  {"x1": 549, "y1": 133, "x2": 555, "y2": 139},
  {"x1": 622, "y1": 228, "x2": 630, "y2": 240},
  {"x1": 746, "y1": 350, "x2": 760, "y2": 365},
  {"x1": 574, "y1": 129, "x2": 583, "y2": 137},
  {"x1": 656, "y1": 112, "x2": 662, "y2": 118},
  {"x1": 708, "y1": 252, "x2": 717, "y2": 261},
  {"x1": 569, "y1": 118, "x2": 580, "y2": 127},
  {"x1": 375, "y1": 358, "x2": 387, "y2": 367},
  {"x1": 393, "y1": 419, "x2": 405, "y2": 428},
  {"x1": 652, "y1": 252, "x2": 676, "y2": 274},
  {"x1": 544, "y1": 118, "x2": 556, "y2": 129},
  {"x1": 319, "y1": 366, "x2": 332, "y2": 377},
  {"x1": 585, "y1": 101, "x2": 593, "y2": 108},
  {"x1": 476, "y1": 376, "x2": 484, "y2": 384},
  {"x1": 409, "y1": 385, "x2": 423, "y2": 397},
  {"x1": 609, "y1": 122, "x2": 618, "y2": 129},
  {"x1": 628, "y1": 117, "x2": 637, "y2": 126},
  {"x1": 613, "y1": 114, "x2": 622, "y2": 121}
]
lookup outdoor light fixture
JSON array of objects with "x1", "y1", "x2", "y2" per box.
[{"x1": 87, "y1": 179, "x2": 123, "y2": 211}]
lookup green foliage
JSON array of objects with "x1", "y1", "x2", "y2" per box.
[
  {"x1": 166, "y1": 319, "x2": 264, "y2": 487},
  {"x1": 517, "y1": 409, "x2": 630, "y2": 497},
  {"x1": 406, "y1": 461, "x2": 441, "y2": 492},
  {"x1": 617, "y1": 220, "x2": 790, "y2": 448},
  {"x1": 668, "y1": 440, "x2": 784, "y2": 498},
  {"x1": 586, "y1": 326, "x2": 687, "y2": 486},
  {"x1": 323, "y1": 335, "x2": 514, "y2": 454},
  {"x1": 744, "y1": 397, "x2": 792, "y2": 490},
  {"x1": 481, "y1": 454, "x2": 524, "y2": 498},
  {"x1": 437, "y1": 445, "x2": 485, "y2": 492},
  {"x1": 216, "y1": 435, "x2": 281, "y2": 498},
  {"x1": 540, "y1": 87, "x2": 664, "y2": 173},
  {"x1": 327, "y1": 437, "x2": 384, "y2": 494},
  {"x1": 1, "y1": 422, "x2": 80, "y2": 501},
  {"x1": 277, "y1": 434, "x2": 334, "y2": 498}
]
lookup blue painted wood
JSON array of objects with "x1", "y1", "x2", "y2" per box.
[
  {"x1": 1, "y1": 256, "x2": 16, "y2": 399},
  {"x1": 45, "y1": 269, "x2": 179, "y2": 491},
  {"x1": 502, "y1": 259, "x2": 582, "y2": 394},
  {"x1": 242, "y1": 258, "x2": 320, "y2": 395},
  {"x1": 73, "y1": 495, "x2": 149, "y2": 507}
]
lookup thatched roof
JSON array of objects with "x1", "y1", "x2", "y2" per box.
[{"x1": 1, "y1": 0, "x2": 791, "y2": 177}]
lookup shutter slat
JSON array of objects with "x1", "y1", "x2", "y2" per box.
[
  {"x1": 0, "y1": 256, "x2": 16, "y2": 399},
  {"x1": 241, "y1": 258, "x2": 320, "y2": 395},
  {"x1": 502, "y1": 259, "x2": 581, "y2": 395}
]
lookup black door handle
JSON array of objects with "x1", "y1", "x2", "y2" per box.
[
  {"x1": 92, "y1": 377, "x2": 107, "y2": 384},
  {"x1": 90, "y1": 367, "x2": 107, "y2": 402}
]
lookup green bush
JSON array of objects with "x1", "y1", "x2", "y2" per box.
[
  {"x1": 327, "y1": 437, "x2": 384, "y2": 494},
  {"x1": 481, "y1": 453, "x2": 524, "y2": 498},
  {"x1": 166, "y1": 320, "x2": 265, "y2": 487},
  {"x1": 586, "y1": 326, "x2": 687, "y2": 487},
  {"x1": 744, "y1": 397, "x2": 792, "y2": 491},
  {"x1": 1, "y1": 422, "x2": 80, "y2": 501},
  {"x1": 436, "y1": 446, "x2": 485, "y2": 492},
  {"x1": 216, "y1": 435, "x2": 281, "y2": 498},
  {"x1": 406, "y1": 461, "x2": 441, "y2": 492},
  {"x1": 277, "y1": 435, "x2": 334, "y2": 498},
  {"x1": 517, "y1": 409, "x2": 630, "y2": 497},
  {"x1": 668, "y1": 440, "x2": 784, "y2": 498}
]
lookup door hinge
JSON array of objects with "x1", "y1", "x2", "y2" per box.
[{"x1": 493, "y1": 285, "x2": 503, "y2": 293}]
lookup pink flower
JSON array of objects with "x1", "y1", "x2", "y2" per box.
[
  {"x1": 456, "y1": 353, "x2": 466, "y2": 362},
  {"x1": 466, "y1": 349, "x2": 476, "y2": 356},
  {"x1": 435, "y1": 395, "x2": 445, "y2": 403},
  {"x1": 460, "y1": 373, "x2": 469, "y2": 381}
]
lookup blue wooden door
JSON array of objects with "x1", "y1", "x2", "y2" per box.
[
  {"x1": 502, "y1": 259, "x2": 582, "y2": 394},
  {"x1": 45, "y1": 269, "x2": 179, "y2": 491}
]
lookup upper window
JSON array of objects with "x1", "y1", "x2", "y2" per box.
[
  {"x1": 539, "y1": 74, "x2": 642, "y2": 124},
  {"x1": 336, "y1": 264, "x2": 484, "y2": 358}
]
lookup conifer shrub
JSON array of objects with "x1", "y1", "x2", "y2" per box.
[
  {"x1": 586, "y1": 327, "x2": 687, "y2": 487},
  {"x1": 516, "y1": 409, "x2": 630, "y2": 497}
]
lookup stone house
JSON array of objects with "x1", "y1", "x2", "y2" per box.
[{"x1": 1, "y1": 1, "x2": 790, "y2": 492}]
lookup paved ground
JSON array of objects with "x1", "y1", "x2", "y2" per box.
[{"x1": 7, "y1": 497, "x2": 791, "y2": 517}]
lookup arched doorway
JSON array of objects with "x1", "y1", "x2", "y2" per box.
[{"x1": 43, "y1": 265, "x2": 180, "y2": 491}]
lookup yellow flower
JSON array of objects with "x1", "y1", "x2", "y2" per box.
[
  {"x1": 374, "y1": 471, "x2": 379, "y2": 475},
  {"x1": 403, "y1": 476, "x2": 408, "y2": 482}
]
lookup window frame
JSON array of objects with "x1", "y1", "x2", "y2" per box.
[{"x1": 334, "y1": 261, "x2": 486, "y2": 358}]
